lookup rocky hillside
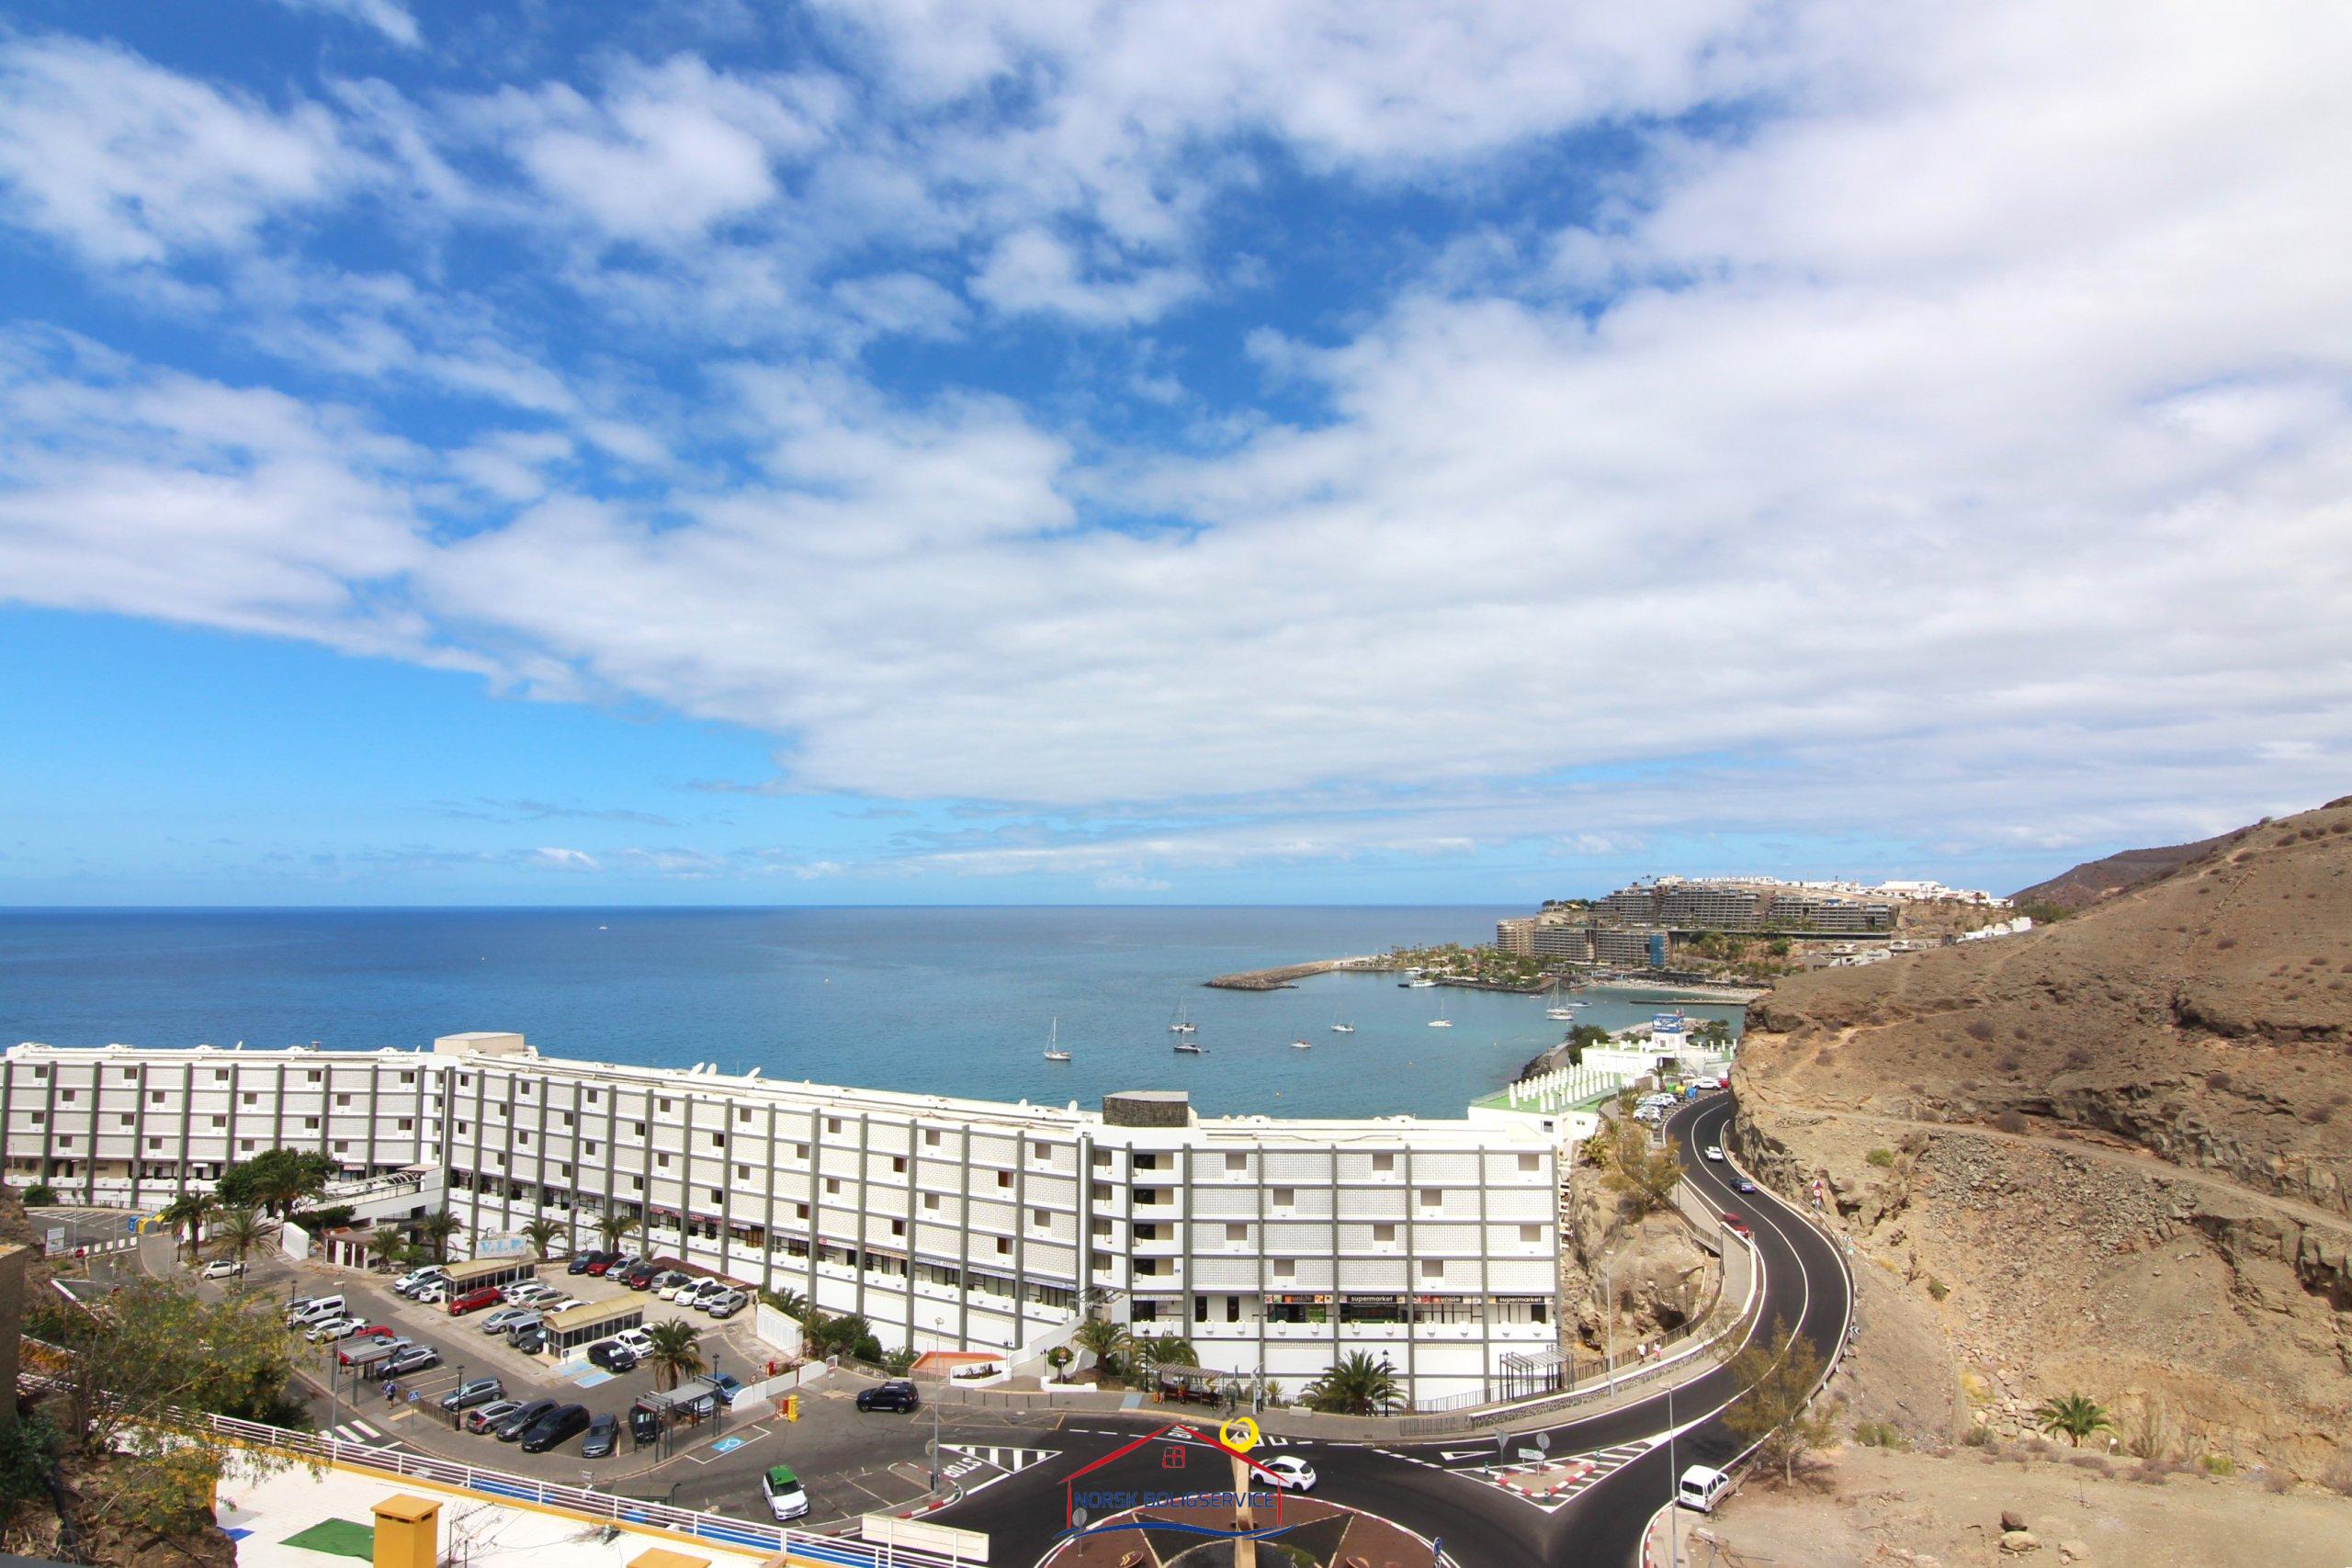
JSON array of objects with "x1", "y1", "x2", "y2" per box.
[
  {"x1": 2011, "y1": 829, "x2": 2242, "y2": 913},
  {"x1": 1732, "y1": 798, "x2": 2352, "y2": 1477}
]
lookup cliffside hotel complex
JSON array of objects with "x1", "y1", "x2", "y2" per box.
[{"x1": 2, "y1": 1032, "x2": 1566, "y2": 1407}]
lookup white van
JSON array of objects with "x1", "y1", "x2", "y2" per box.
[
  {"x1": 287, "y1": 1295, "x2": 346, "y2": 1325},
  {"x1": 1677, "y1": 1464, "x2": 1731, "y2": 1513}
]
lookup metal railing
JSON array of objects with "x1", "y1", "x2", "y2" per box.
[{"x1": 15, "y1": 1367, "x2": 969, "y2": 1568}]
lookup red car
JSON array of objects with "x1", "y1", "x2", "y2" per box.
[
  {"x1": 346, "y1": 1325, "x2": 395, "y2": 1343},
  {"x1": 447, "y1": 1285, "x2": 504, "y2": 1315},
  {"x1": 1719, "y1": 1213, "x2": 1753, "y2": 1238}
]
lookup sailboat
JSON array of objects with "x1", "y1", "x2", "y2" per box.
[
  {"x1": 1173, "y1": 1038, "x2": 1206, "y2": 1055},
  {"x1": 1330, "y1": 1014, "x2": 1355, "y2": 1033},
  {"x1": 1043, "y1": 1019, "x2": 1071, "y2": 1063},
  {"x1": 1290, "y1": 1038, "x2": 1313, "y2": 1050},
  {"x1": 1170, "y1": 1002, "x2": 1197, "y2": 1034},
  {"x1": 1428, "y1": 999, "x2": 1453, "y2": 1028}
]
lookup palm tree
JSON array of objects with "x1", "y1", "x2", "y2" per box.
[
  {"x1": 158, "y1": 1191, "x2": 219, "y2": 1262},
  {"x1": 595, "y1": 1211, "x2": 641, "y2": 1252},
  {"x1": 521, "y1": 1215, "x2": 569, "y2": 1259},
  {"x1": 644, "y1": 1319, "x2": 706, "y2": 1392},
  {"x1": 416, "y1": 1207, "x2": 461, "y2": 1264},
  {"x1": 1073, "y1": 1317, "x2": 1131, "y2": 1383},
  {"x1": 1304, "y1": 1351, "x2": 1404, "y2": 1416},
  {"x1": 362, "y1": 1230, "x2": 403, "y2": 1272},
  {"x1": 762, "y1": 1287, "x2": 810, "y2": 1322},
  {"x1": 1133, "y1": 1334, "x2": 1199, "y2": 1381},
  {"x1": 2034, "y1": 1393, "x2": 2116, "y2": 1448},
  {"x1": 255, "y1": 1169, "x2": 310, "y2": 1220},
  {"x1": 210, "y1": 1206, "x2": 269, "y2": 1268}
]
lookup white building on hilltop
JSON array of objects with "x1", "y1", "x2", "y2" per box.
[{"x1": 2, "y1": 1032, "x2": 1566, "y2": 1408}]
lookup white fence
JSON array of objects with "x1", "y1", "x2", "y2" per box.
[{"x1": 1504, "y1": 1061, "x2": 1628, "y2": 1112}]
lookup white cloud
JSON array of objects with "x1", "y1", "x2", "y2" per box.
[
  {"x1": 970, "y1": 228, "x2": 1195, "y2": 325},
  {"x1": 264, "y1": 0, "x2": 423, "y2": 49},
  {"x1": 0, "y1": 36, "x2": 350, "y2": 265},
  {"x1": 529, "y1": 847, "x2": 602, "y2": 871}
]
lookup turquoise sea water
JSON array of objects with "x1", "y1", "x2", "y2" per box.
[{"x1": 0, "y1": 908, "x2": 1743, "y2": 1120}]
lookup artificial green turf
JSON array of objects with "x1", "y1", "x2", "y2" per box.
[{"x1": 281, "y1": 1517, "x2": 377, "y2": 1560}]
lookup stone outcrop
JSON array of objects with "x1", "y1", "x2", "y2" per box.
[{"x1": 1734, "y1": 799, "x2": 2352, "y2": 1478}]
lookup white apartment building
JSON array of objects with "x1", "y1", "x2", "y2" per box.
[{"x1": 2, "y1": 1032, "x2": 1566, "y2": 1407}]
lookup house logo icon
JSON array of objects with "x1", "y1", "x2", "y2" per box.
[{"x1": 1057, "y1": 1423, "x2": 1294, "y2": 1544}]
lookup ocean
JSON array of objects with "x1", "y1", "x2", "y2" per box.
[{"x1": 0, "y1": 907, "x2": 1744, "y2": 1121}]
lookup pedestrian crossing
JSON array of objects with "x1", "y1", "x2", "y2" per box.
[
  {"x1": 938, "y1": 1444, "x2": 1057, "y2": 1474},
  {"x1": 324, "y1": 1417, "x2": 390, "y2": 1447},
  {"x1": 1472, "y1": 1439, "x2": 1652, "y2": 1512}
]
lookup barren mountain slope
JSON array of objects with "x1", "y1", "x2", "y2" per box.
[
  {"x1": 1732, "y1": 798, "x2": 2352, "y2": 1476},
  {"x1": 2011, "y1": 829, "x2": 2241, "y2": 913}
]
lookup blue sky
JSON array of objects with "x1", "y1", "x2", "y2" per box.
[{"x1": 0, "y1": 0, "x2": 2347, "y2": 905}]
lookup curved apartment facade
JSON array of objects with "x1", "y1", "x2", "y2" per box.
[{"x1": 3, "y1": 1032, "x2": 1566, "y2": 1406}]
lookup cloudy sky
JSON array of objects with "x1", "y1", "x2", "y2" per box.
[{"x1": 0, "y1": 0, "x2": 2346, "y2": 905}]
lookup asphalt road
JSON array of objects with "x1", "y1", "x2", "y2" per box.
[{"x1": 926, "y1": 1092, "x2": 1856, "y2": 1567}]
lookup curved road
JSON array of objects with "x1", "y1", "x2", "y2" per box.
[{"x1": 931, "y1": 1092, "x2": 1855, "y2": 1565}]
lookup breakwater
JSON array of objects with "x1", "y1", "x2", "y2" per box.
[{"x1": 1204, "y1": 955, "x2": 1388, "y2": 990}]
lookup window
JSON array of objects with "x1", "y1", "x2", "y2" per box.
[
  {"x1": 120, "y1": 1068, "x2": 137, "y2": 1081},
  {"x1": 922, "y1": 1193, "x2": 939, "y2": 1212},
  {"x1": 307, "y1": 1069, "x2": 322, "y2": 1083},
  {"x1": 826, "y1": 1117, "x2": 842, "y2": 1135},
  {"x1": 630, "y1": 1176, "x2": 644, "y2": 1191},
  {"x1": 710, "y1": 1133, "x2": 726, "y2": 1149},
  {"x1": 659, "y1": 1098, "x2": 673, "y2": 1112},
  {"x1": 334, "y1": 1141, "x2": 348, "y2": 1153},
  {"x1": 1225, "y1": 1152, "x2": 1246, "y2": 1173},
  {"x1": 335, "y1": 1094, "x2": 351, "y2": 1107},
  {"x1": 996, "y1": 1171, "x2": 1012, "y2": 1190},
  {"x1": 1273, "y1": 1259, "x2": 1295, "y2": 1279},
  {"x1": 657, "y1": 1153, "x2": 671, "y2": 1168},
  {"x1": 517, "y1": 1132, "x2": 531, "y2": 1147},
  {"x1": 1031, "y1": 1208, "x2": 1050, "y2": 1228},
  {"x1": 1520, "y1": 1224, "x2": 1543, "y2": 1244},
  {"x1": 242, "y1": 1092, "x2": 257, "y2": 1106},
  {"x1": 736, "y1": 1164, "x2": 751, "y2": 1179},
  {"x1": 214, "y1": 1070, "x2": 229, "y2": 1082},
  {"x1": 210, "y1": 1116, "x2": 224, "y2": 1128},
  {"x1": 890, "y1": 1218, "x2": 905, "y2": 1236},
  {"x1": 59, "y1": 1089, "x2": 75, "y2": 1103},
  {"x1": 994, "y1": 1237, "x2": 1011, "y2": 1255},
  {"x1": 796, "y1": 1203, "x2": 809, "y2": 1219},
  {"x1": 737, "y1": 1107, "x2": 752, "y2": 1123},
  {"x1": 1372, "y1": 1153, "x2": 1395, "y2": 1173},
  {"x1": 709, "y1": 1189, "x2": 723, "y2": 1205},
  {"x1": 891, "y1": 1156, "x2": 907, "y2": 1174},
  {"x1": 793, "y1": 1143, "x2": 809, "y2": 1161},
  {"x1": 1271, "y1": 1187, "x2": 1295, "y2": 1209},
  {"x1": 824, "y1": 1178, "x2": 842, "y2": 1196},
  {"x1": 302, "y1": 1116, "x2": 319, "y2": 1130},
  {"x1": 585, "y1": 1141, "x2": 599, "y2": 1156},
  {"x1": 1225, "y1": 1223, "x2": 1248, "y2": 1244},
  {"x1": 399, "y1": 1118, "x2": 413, "y2": 1131},
  {"x1": 1419, "y1": 1188, "x2": 1442, "y2": 1209},
  {"x1": 147, "y1": 1137, "x2": 162, "y2": 1150},
  {"x1": 149, "y1": 1091, "x2": 164, "y2": 1103},
  {"x1": 1136, "y1": 1223, "x2": 1159, "y2": 1241},
  {"x1": 118, "y1": 1113, "x2": 132, "y2": 1126},
  {"x1": 632, "y1": 1122, "x2": 646, "y2": 1137},
  {"x1": 1519, "y1": 1153, "x2": 1541, "y2": 1173},
  {"x1": 1420, "y1": 1259, "x2": 1445, "y2": 1280},
  {"x1": 1373, "y1": 1223, "x2": 1396, "y2": 1245},
  {"x1": 923, "y1": 1128, "x2": 942, "y2": 1147}
]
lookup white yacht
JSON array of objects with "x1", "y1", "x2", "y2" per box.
[
  {"x1": 1170, "y1": 1003, "x2": 1197, "y2": 1034},
  {"x1": 1043, "y1": 1019, "x2": 1070, "y2": 1062},
  {"x1": 1290, "y1": 1038, "x2": 1313, "y2": 1050}
]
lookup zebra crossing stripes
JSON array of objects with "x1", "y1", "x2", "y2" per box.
[
  {"x1": 325, "y1": 1418, "x2": 389, "y2": 1446},
  {"x1": 938, "y1": 1444, "x2": 1056, "y2": 1475},
  {"x1": 1477, "y1": 1440, "x2": 1652, "y2": 1511}
]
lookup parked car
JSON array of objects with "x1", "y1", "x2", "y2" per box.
[
  {"x1": 519, "y1": 1404, "x2": 592, "y2": 1454},
  {"x1": 856, "y1": 1381, "x2": 921, "y2": 1413},
  {"x1": 447, "y1": 1286, "x2": 503, "y2": 1315},
  {"x1": 466, "y1": 1399, "x2": 523, "y2": 1435},
  {"x1": 309, "y1": 1316, "x2": 369, "y2": 1343},
  {"x1": 413, "y1": 1284, "x2": 448, "y2": 1304},
  {"x1": 707, "y1": 1372, "x2": 743, "y2": 1405},
  {"x1": 494, "y1": 1398, "x2": 560, "y2": 1441},
  {"x1": 440, "y1": 1377, "x2": 504, "y2": 1412},
  {"x1": 586, "y1": 1254, "x2": 631, "y2": 1278},
  {"x1": 392, "y1": 1268, "x2": 447, "y2": 1295},
  {"x1": 685, "y1": 1280, "x2": 731, "y2": 1310},
  {"x1": 587, "y1": 1340, "x2": 639, "y2": 1373},
  {"x1": 707, "y1": 1290, "x2": 747, "y2": 1320},
  {"x1": 198, "y1": 1258, "x2": 245, "y2": 1280},
  {"x1": 580, "y1": 1414, "x2": 619, "y2": 1459},
  {"x1": 510, "y1": 1327, "x2": 548, "y2": 1356},
  {"x1": 1261, "y1": 1455, "x2": 1317, "y2": 1493},
  {"x1": 567, "y1": 1251, "x2": 608, "y2": 1277},
  {"x1": 654, "y1": 1272, "x2": 697, "y2": 1300},
  {"x1": 612, "y1": 1327, "x2": 656, "y2": 1358},
  {"x1": 286, "y1": 1295, "x2": 345, "y2": 1325},
  {"x1": 381, "y1": 1346, "x2": 440, "y2": 1377},
  {"x1": 535, "y1": 1294, "x2": 577, "y2": 1314},
  {"x1": 497, "y1": 1312, "x2": 545, "y2": 1341},
  {"x1": 1678, "y1": 1464, "x2": 1731, "y2": 1513},
  {"x1": 339, "y1": 1337, "x2": 411, "y2": 1370},
  {"x1": 623, "y1": 1265, "x2": 662, "y2": 1291},
  {"x1": 1702, "y1": 1145, "x2": 1724, "y2": 1162},
  {"x1": 344, "y1": 1325, "x2": 395, "y2": 1345},
  {"x1": 481, "y1": 1306, "x2": 533, "y2": 1335},
  {"x1": 760, "y1": 1464, "x2": 810, "y2": 1521}
]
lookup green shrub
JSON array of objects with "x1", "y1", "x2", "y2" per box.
[
  {"x1": 23, "y1": 1182, "x2": 57, "y2": 1206},
  {"x1": 2200, "y1": 1453, "x2": 2235, "y2": 1477},
  {"x1": 1865, "y1": 1148, "x2": 1895, "y2": 1168},
  {"x1": 1927, "y1": 1278, "x2": 1950, "y2": 1301},
  {"x1": 1853, "y1": 1419, "x2": 1905, "y2": 1449}
]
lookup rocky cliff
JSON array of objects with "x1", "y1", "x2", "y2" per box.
[{"x1": 1733, "y1": 798, "x2": 2352, "y2": 1476}]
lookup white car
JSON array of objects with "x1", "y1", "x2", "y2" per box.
[
  {"x1": 309, "y1": 1315, "x2": 368, "y2": 1342},
  {"x1": 535, "y1": 1294, "x2": 577, "y2": 1314},
  {"x1": 198, "y1": 1258, "x2": 245, "y2": 1280},
  {"x1": 1703, "y1": 1145, "x2": 1724, "y2": 1161},
  {"x1": 685, "y1": 1280, "x2": 730, "y2": 1310},
  {"x1": 1259, "y1": 1455, "x2": 1317, "y2": 1492},
  {"x1": 662, "y1": 1278, "x2": 704, "y2": 1303},
  {"x1": 612, "y1": 1327, "x2": 656, "y2": 1357}
]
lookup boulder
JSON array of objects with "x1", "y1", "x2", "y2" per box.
[
  {"x1": 1999, "y1": 1530, "x2": 2042, "y2": 1556},
  {"x1": 2000, "y1": 1509, "x2": 2029, "y2": 1532}
]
